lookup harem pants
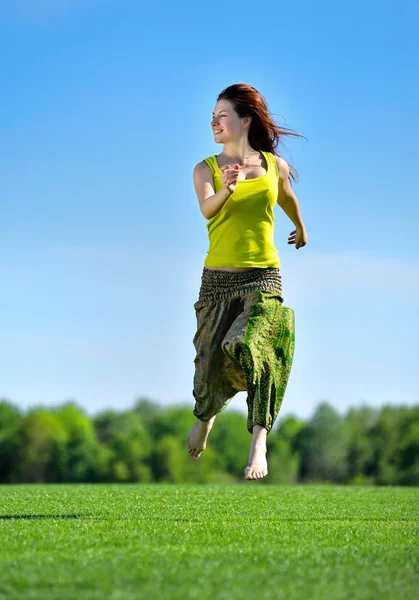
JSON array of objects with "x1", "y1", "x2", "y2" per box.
[{"x1": 192, "y1": 267, "x2": 295, "y2": 434}]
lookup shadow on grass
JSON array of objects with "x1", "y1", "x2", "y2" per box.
[
  {"x1": 0, "y1": 515, "x2": 407, "y2": 523},
  {"x1": 0, "y1": 515, "x2": 204, "y2": 522},
  {"x1": 0, "y1": 514, "x2": 91, "y2": 520}
]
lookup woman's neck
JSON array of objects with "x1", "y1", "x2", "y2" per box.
[{"x1": 219, "y1": 140, "x2": 258, "y2": 165}]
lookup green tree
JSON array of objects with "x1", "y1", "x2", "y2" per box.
[
  {"x1": 0, "y1": 399, "x2": 23, "y2": 483},
  {"x1": 13, "y1": 408, "x2": 68, "y2": 482},
  {"x1": 133, "y1": 397, "x2": 161, "y2": 418},
  {"x1": 49, "y1": 402, "x2": 104, "y2": 482},
  {"x1": 148, "y1": 434, "x2": 213, "y2": 483},
  {"x1": 93, "y1": 409, "x2": 153, "y2": 482},
  {"x1": 265, "y1": 415, "x2": 304, "y2": 484},
  {"x1": 345, "y1": 405, "x2": 378, "y2": 484},
  {"x1": 144, "y1": 406, "x2": 196, "y2": 443},
  {"x1": 297, "y1": 402, "x2": 351, "y2": 483},
  {"x1": 209, "y1": 411, "x2": 250, "y2": 478},
  {"x1": 152, "y1": 435, "x2": 185, "y2": 483},
  {"x1": 398, "y1": 406, "x2": 419, "y2": 485},
  {"x1": 370, "y1": 405, "x2": 415, "y2": 485}
]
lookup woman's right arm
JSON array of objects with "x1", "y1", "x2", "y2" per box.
[{"x1": 193, "y1": 161, "x2": 235, "y2": 220}]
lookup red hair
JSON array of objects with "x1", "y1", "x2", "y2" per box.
[{"x1": 217, "y1": 83, "x2": 306, "y2": 184}]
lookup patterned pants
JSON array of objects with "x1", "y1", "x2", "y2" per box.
[{"x1": 192, "y1": 267, "x2": 295, "y2": 434}]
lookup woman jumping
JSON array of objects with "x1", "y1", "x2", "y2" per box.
[{"x1": 188, "y1": 83, "x2": 308, "y2": 480}]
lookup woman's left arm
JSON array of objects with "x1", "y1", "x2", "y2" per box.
[{"x1": 275, "y1": 156, "x2": 308, "y2": 249}]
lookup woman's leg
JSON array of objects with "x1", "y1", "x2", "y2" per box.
[
  {"x1": 187, "y1": 415, "x2": 217, "y2": 460},
  {"x1": 245, "y1": 425, "x2": 268, "y2": 479},
  {"x1": 222, "y1": 289, "x2": 295, "y2": 479},
  {"x1": 189, "y1": 296, "x2": 246, "y2": 459},
  {"x1": 223, "y1": 289, "x2": 295, "y2": 434}
]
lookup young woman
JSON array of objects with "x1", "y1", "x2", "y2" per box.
[{"x1": 188, "y1": 83, "x2": 308, "y2": 480}]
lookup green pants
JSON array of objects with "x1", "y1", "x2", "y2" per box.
[{"x1": 192, "y1": 267, "x2": 295, "y2": 434}]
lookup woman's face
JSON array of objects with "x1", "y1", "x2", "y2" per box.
[{"x1": 211, "y1": 99, "x2": 248, "y2": 143}]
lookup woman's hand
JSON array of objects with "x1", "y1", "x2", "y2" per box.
[
  {"x1": 288, "y1": 226, "x2": 308, "y2": 249},
  {"x1": 221, "y1": 164, "x2": 240, "y2": 193}
]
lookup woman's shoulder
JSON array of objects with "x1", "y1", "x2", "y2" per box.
[
  {"x1": 193, "y1": 158, "x2": 216, "y2": 183},
  {"x1": 194, "y1": 156, "x2": 217, "y2": 176},
  {"x1": 272, "y1": 154, "x2": 290, "y2": 179}
]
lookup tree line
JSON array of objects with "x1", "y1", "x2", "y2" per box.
[{"x1": 0, "y1": 397, "x2": 418, "y2": 485}]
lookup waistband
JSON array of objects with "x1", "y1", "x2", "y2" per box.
[{"x1": 196, "y1": 267, "x2": 283, "y2": 304}]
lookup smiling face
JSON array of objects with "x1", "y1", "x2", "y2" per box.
[{"x1": 211, "y1": 99, "x2": 250, "y2": 142}]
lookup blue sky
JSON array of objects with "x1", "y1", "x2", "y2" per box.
[{"x1": 1, "y1": 0, "x2": 418, "y2": 421}]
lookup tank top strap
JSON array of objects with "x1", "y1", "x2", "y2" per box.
[
  {"x1": 202, "y1": 156, "x2": 219, "y2": 179},
  {"x1": 265, "y1": 151, "x2": 279, "y2": 177}
]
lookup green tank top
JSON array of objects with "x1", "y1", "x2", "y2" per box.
[{"x1": 202, "y1": 150, "x2": 280, "y2": 268}]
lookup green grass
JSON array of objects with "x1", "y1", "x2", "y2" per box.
[{"x1": 0, "y1": 484, "x2": 418, "y2": 600}]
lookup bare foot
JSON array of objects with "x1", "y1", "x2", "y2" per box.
[
  {"x1": 187, "y1": 416, "x2": 216, "y2": 459},
  {"x1": 244, "y1": 425, "x2": 268, "y2": 480}
]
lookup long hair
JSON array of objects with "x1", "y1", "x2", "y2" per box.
[{"x1": 217, "y1": 83, "x2": 306, "y2": 184}]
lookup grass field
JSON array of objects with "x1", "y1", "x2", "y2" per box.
[{"x1": 0, "y1": 484, "x2": 418, "y2": 600}]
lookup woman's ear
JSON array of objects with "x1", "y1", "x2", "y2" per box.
[{"x1": 243, "y1": 116, "x2": 252, "y2": 129}]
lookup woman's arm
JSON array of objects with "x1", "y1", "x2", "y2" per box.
[
  {"x1": 193, "y1": 161, "x2": 232, "y2": 220},
  {"x1": 275, "y1": 156, "x2": 308, "y2": 249}
]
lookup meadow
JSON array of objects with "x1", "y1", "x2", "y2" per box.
[{"x1": 0, "y1": 484, "x2": 418, "y2": 600}]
